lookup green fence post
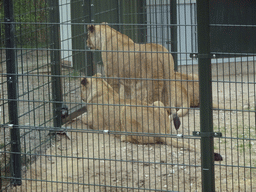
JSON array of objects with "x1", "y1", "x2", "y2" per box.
[
  {"x1": 49, "y1": 0, "x2": 63, "y2": 130},
  {"x1": 170, "y1": 0, "x2": 178, "y2": 71},
  {"x1": 4, "y1": 0, "x2": 22, "y2": 186},
  {"x1": 197, "y1": 0, "x2": 215, "y2": 191},
  {"x1": 71, "y1": 0, "x2": 86, "y2": 73},
  {"x1": 89, "y1": 0, "x2": 96, "y2": 76}
]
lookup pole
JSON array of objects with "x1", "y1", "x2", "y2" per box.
[
  {"x1": 197, "y1": 0, "x2": 215, "y2": 191},
  {"x1": 49, "y1": 0, "x2": 63, "y2": 130},
  {"x1": 4, "y1": 0, "x2": 22, "y2": 186},
  {"x1": 171, "y1": 0, "x2": 178, "y2": 71}
]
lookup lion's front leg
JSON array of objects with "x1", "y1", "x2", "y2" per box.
[
  {"x1": 106, "y1": 77, "x2": 120, "y2": 93},
  {"x1": 152, "y1": 79, "x2": 164, "y2": 103},
  {"x1": 81, "y1": 112, "x2": 92, "y2": 127},
  {"x1": 119, "y1": 82, "x2": 132, "y2": 100},
  {"x1": 81, "y1": 107, "x2": 105, "y2": 130},
  {"x1": 131, "y1": 80, "x2": 153, "y2": 103},
  {"x1": 133, "y1": 80, "x2": 163, "y2": 104}
]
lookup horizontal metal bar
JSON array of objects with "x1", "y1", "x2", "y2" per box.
[
  {"x1": 190, "y1": 53, "x2": 256, "y2": 59},
  {"x1": 0, "y1": 150, "x2": 201, "y2": 169},
  {"x1": 210, "y1": 24, "x2": 256, "y2": 28},
  {"x1": 0, "y1": 21, "x2": 193, "y2": 27},
  {"x1": 6, "y1": 124, "x2": 255, "y2": 141},
  {"x1": 14, "y1": 126, "x2": 200, "y2": 139},
  {"x1": 2, "y1": 176, "x2": 181, "y2": 192},
  {"x1": 193, "y1": 131, "x2": 222, "y2": 138}
]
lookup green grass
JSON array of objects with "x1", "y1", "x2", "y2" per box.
[{"x1": 16, "y1": 42, "x2": 49, "y2": 49}]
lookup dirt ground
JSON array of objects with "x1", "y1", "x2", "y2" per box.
[
  {"x1": 7, "y1": 72, "x2": 255, "y2": 192},
  {"x1": 1, "y1": 50, "x2": 256, "y2": 191}
]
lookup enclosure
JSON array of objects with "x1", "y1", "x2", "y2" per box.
[{"x1": 0, "y1": 0, "x2": 256, "y2": 191}]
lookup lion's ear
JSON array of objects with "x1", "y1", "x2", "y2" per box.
[
  {"x1": 87, "y1": 25, "x2": 95, "y2": 33},
  {"x1": 81, "y1": 78, "x2": 88, "y2": 86}
]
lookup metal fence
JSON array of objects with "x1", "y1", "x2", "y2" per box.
[{"x1": 0, "y1": 0, "x2": 255, "y2": 191}]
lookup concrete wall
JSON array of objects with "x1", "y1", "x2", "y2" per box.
[{"x1": 178, "y1": 61, "x2": 256, "y2": 77}]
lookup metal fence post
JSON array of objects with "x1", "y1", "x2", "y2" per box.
[
  {"x1": 4, "y1": 0, "x2": 22, "y2": 186},
  {"x1": 89, "y1": 0, "x2": 96, "y2": 76},
  {"x1": 170, "y1": 0, "x2": 178, "y2": 71},
  {"x1": 197, "y1": 0, "x2": 215, "y2": 191},
  {"x1": 49, "y1": 0, "x2": 63, "y2": 130},
  {"x1": 71, "y1": 0, "x2": 87, "y2": 73}
]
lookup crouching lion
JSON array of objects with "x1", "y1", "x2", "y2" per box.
[
  {"x1": 164, "y1": 72, "x2": 199, "y2": 117},
  {"x1": 80, "y1": 73, "x2": 194, "y2": 150},
  {"x1": 174, "y1": 72, "x2": 200, "y2": 108},
  {"x1": 173, "y1": 72, "x2": 238, "y2": 114}
]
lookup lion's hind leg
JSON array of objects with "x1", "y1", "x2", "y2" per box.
[
  {"x1": 152, "y1": 79, "x2": 164, "y2": 104},
  {"x1": 120, "y1": 119, "x2": 141, "y2": 143},
  {"x1": 120, "y1": 106, "x2": 136, "y2": 143},
  {"x1": 121, "y1": 107, "x2": 153, "y2": 144}
]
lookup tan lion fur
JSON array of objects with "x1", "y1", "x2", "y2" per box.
[
  {"x1": 173, "y1": 72, "x2": 239, "y2": 112},
  {"x1": 80, "y1": 74, "x2": 194, "y2": 150},
  {"x1": 174, "y1": 72, "x2": 200, "y2": 107},
  {"x1": 161, "y1": 72, "x2": 199, "y2": 117},
  {"x1": 87, "y1": 22, "x2": 176, "y2": 114}
]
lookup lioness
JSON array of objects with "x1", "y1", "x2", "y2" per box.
[
  {"x1": 86, "y1": 22, "x2": 176, "y2": 115},
  {"x1": 174, "y1": 72, "x2": 200, "y2": 107},
  {"x1": 173, "y1": 72, "x2": 237, "y2": 114},
  {"x1": 165, "y1": 72, "x2": 199, "y2": 117},
  {"x1": 81, "y1": 74, "x2": 194, "y2": 150}
]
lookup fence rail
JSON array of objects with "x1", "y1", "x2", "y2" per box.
[{"x1": 0, "y1": 0, "x2": 255, "y2": 191}]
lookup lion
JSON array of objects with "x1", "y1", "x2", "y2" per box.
[
  {"x1": 168, "y1": 80, "x2": 191, "y2": 117},
  {"x1": 174, "y1": 72, "x2": 200, "y2": 107},
  {"x1": 86, "y1": 22, "x2": 176, "y2": 115},
  {"x1": 173, "y1": 72, "x2": 238, "y2": 115},
  {"x1": 80, "y1": 73, "x2": 195, "y2": 150},
  {"x1": 165, "y1": 72, "x2": 199, "y2": 117}
]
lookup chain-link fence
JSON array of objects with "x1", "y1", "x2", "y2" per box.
[{"x1": 0, "y1": 0, "x2": 256, "y2": 191}]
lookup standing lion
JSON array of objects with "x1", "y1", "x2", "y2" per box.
[{"x1": 86, "y1": 22, "x2": 176, "y2": 115}]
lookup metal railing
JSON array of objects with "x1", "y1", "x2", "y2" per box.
[{"x1": 0, "y1": 0, "x2": 255, "y2": 191}]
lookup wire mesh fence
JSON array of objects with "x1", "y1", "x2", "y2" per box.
[{"x1": 0, "y1": 0, "x2": 256, "y2": 191}]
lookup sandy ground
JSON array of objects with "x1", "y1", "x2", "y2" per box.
[
  {"x1": 7, "y1": 73, "x2": 256, "y2": 192},
  {"x1": 1, "y1": 50, "x2": 256, "y2": 191}
]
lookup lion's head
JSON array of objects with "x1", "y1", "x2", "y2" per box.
[
  {"x1": 80, "y1": 73, "x2": 103, "y2": 103},
  {"x1": 86, "y1": 22, "x2": 109, "y2": 50}
]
